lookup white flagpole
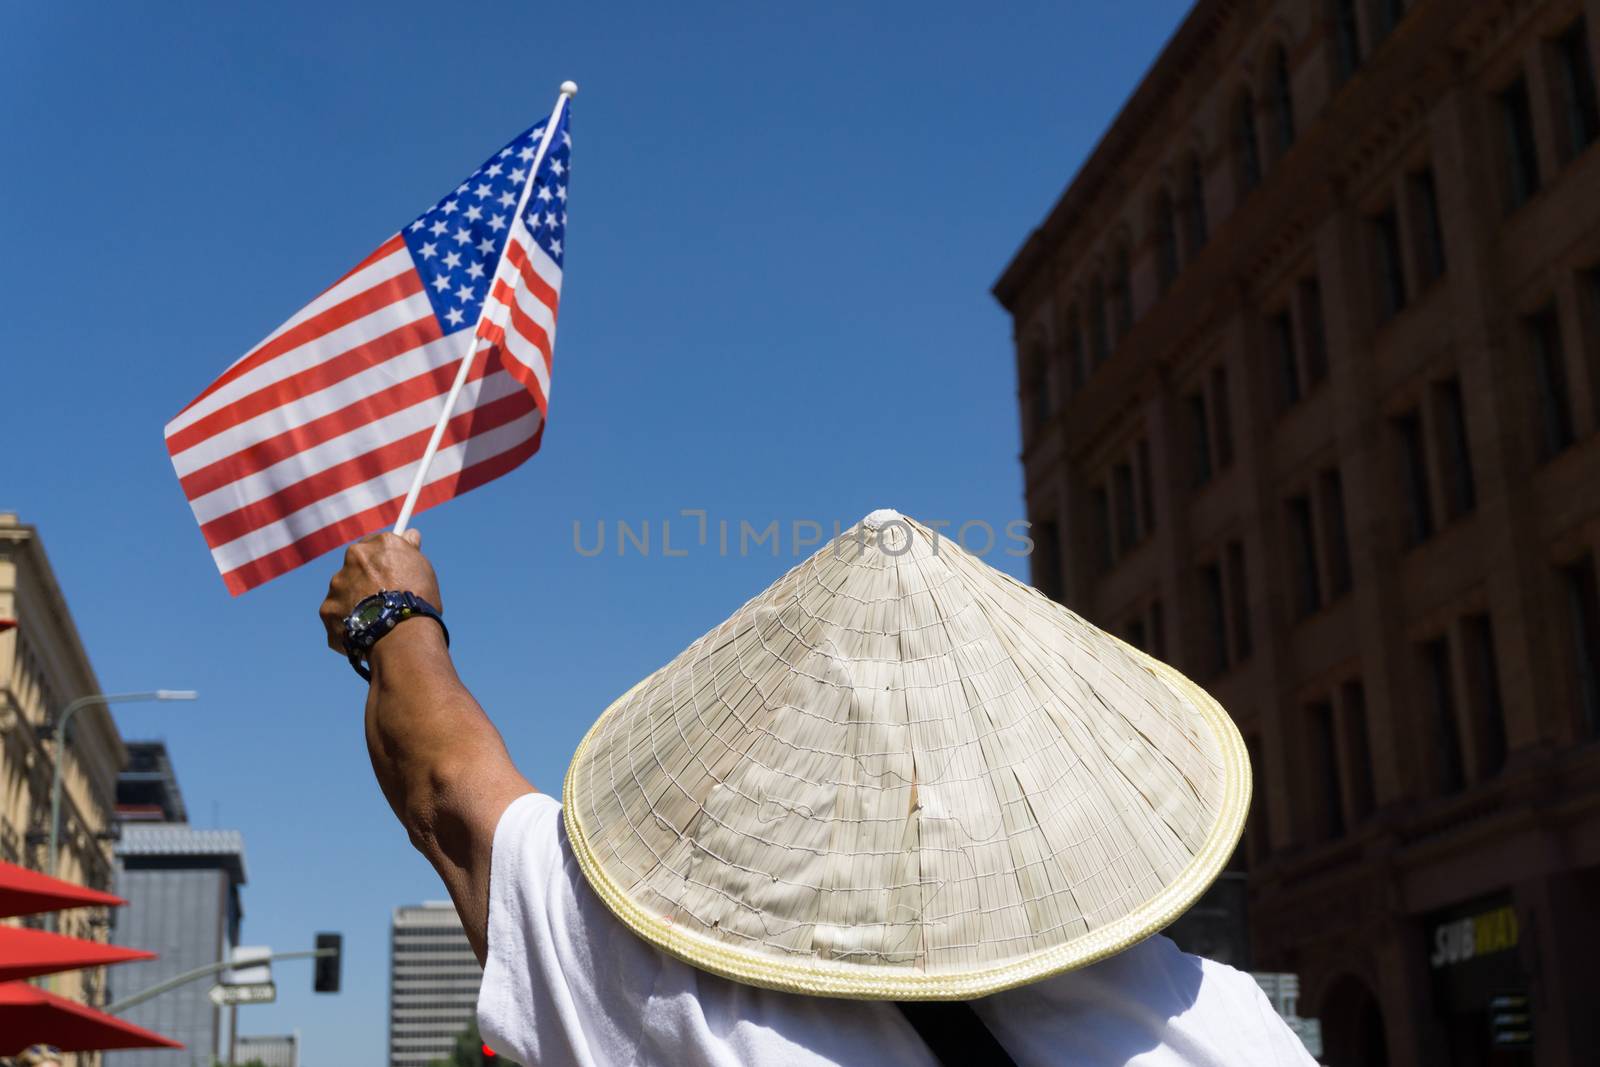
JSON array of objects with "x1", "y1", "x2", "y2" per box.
[{"x1": 392, "y1": 80, "x2": 578, "y2": 535}]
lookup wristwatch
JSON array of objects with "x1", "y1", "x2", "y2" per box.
[{"x1": 341, "y1": 590, "x2": 448, "y2": 681}]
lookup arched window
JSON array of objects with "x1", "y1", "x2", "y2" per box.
[
  {"x1": 1154, "y1": 188, "x2": 1180, "y2": 289},
  {"x1": 1235, "y1": 90, "x2": 1262, "y2": 194},
  {"x1": 1111, "y1": 245, "x2": 1133, "y2": 339},
  {"x1": 1270, "y1": 46, "x2": 1296, "y2": 153},
  {"x1": 1183, "y1": 152, "x2": 1209, "y2": 255}
]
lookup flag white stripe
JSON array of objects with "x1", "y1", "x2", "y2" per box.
[
  {"x1": 497, "y1": 314, "x2": 553, "y2": 401},
  {"x1": 186, "y1": 369, "x2": 528, "y2": 524},
  {"x1": 207, "y1": 409, "x2": 542, "y2": 573}
]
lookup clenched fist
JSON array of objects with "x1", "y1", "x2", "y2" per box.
[{"x1": 319, "y1": 529, "x2": 443, "y2": 653}]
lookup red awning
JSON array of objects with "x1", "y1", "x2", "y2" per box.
[
  {"x1": 0, "y1": 925, "x2": 157, "y2": 982},
  {"x1": 0, "y1": 981, "x2": 183, "y2": 1054},
  {"x1": 0, "y1": 861, "x2": 125, "y2": 918}
]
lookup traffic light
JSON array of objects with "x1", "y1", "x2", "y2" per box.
[{"x1": 313, "y1": 932, "x2": 342, "y2": 993}]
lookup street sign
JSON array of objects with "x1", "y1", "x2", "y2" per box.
[
  {"x1": 224, "y1": 945, "x2": 273, "y2": 986},
  {"x1": 209, "y1": 982, "x2": 277, "y2": 1006}
]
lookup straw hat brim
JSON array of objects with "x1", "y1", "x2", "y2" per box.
[{"x1": 562, "y1": 643, "x2": 1250, "y2": 1001}]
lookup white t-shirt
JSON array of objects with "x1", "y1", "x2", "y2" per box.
[{"x1": 477, "y1": 793, "x2": 1315, "y2": 1067}]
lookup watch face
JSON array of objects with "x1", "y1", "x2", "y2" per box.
[{"x1": 352, "y1": 597, "x2": 388, "y2": 628}]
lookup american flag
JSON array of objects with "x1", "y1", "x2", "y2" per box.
[{"x1": 165, "y1": 104, "x2": 572, "y2": 594}]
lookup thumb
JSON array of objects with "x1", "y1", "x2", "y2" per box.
[{"x1": 402, "y1": 528, "x2": 423, "y2": 549}]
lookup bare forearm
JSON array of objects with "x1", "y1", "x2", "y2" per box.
[{"x1": 364, "y1": 619, "x2": 534, "y2": 959}]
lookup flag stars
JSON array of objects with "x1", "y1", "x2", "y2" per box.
[
  {"x1": 431, "y1": 274, "x2": 452, "y2": 293},
  {"x1": 454, "y1": 226, "x2": 472, "y2": 245},
  {"x1": 445, "y1": 307, "x2": 465, "y2": 326},
  {"x1": 475, "y1": 183, "x2": 492, "y2": 199},
  {"x1": 556, "y1": 185, "x2": 567, "y2": 202},
  {"x1": 536, "y1": 185, "x2": 553, "y2": 203},
  {"x1": 510, "y1": 167, "x2": 527, "y2": 185},
  {"x1": 477, "y1": 236, "x2": 496, "y2": 255},
  {"x1": 443, "y1": 251, "x2": 462, "y2": 269},
  {"x1": 550, "y1": 238, "x2": 562, "y2": 256},
  {"x1": 518, "y1": 143, "x2": 535, "y2": 162},
  {"x1": 419, "y1": 241, "x2": 439, "y2": 260},
  {"x1": 498, "y1": 191, "x2": 516, "y2": 208},
  {"x1": 409, "y1": 219, "x2": 426, "y2": 232},
  {"x1": 429, "y1": 219, "x2": 448, "y2": 236},
  {"x1": 442, "y1": 200, "x2": 459, "y2": 215},
  {"x1": 467, "y1": 261, "x2": 485, "y2": 280},
  {"x1": 549, "y1": 158, "x2": 565, "y2": 177},
  {"x1": 464, "y1": 204, "x2": 483, "y2": 222},
  {"x1": 488, "y1": 214, "x2": 507, "y2": 231},
  {"x1": 455, "y1": 283, "x2": 475, "y2": 303}
]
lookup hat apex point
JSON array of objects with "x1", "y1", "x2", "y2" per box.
[{"x1": 862, "y1": 508, "x2": 903, "y2": 529}]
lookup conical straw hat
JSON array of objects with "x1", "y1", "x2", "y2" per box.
[{"x1": 563, "y1": 511, "x2": 1250, "y2": 1000}]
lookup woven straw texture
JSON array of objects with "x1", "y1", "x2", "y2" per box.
[{"x1": 564, "y1": 512, "x2": 1250, "y2": 1000}]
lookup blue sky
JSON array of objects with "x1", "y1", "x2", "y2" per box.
[{"x1": 1, "y1": 1, "x2": 1186, "y2": 1061}]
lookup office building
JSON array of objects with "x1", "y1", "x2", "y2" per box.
[
  {"x1": 389, "y1": 901, "x2": 481, "y2": 1067},
  {"x1": 108, "y1": 814, "x2": 248, "y2": 1067},
  {"x1": 994, "y1": 2, "x2": 1600, "y2": 1064}
]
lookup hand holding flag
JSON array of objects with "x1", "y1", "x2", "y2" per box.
[{"x1": 165, "y1": 85, "x2": 576, "y2": 594}]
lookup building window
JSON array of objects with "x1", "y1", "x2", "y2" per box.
[
  {"x1": 1555, "y1": 18, "x2": 1600, "y2": 159},
  {"x1": 1235, "y1": 91, "x2": 1262, "y2": 195},
  {"x1": 1434, "y1": 377, "x2": 1476, "y2": 519},
  {"x1": 1341, "y1": 680, "x2": 1377, "y2": 820},
  {"x1": 1210, "y1": 366, "x2": 1235, "y2": 468},
  {"x1": 1527, "y1": 305, "x2": 1575, "y2": 459},
  {"x1": 1091, "y1": 486, "x2": 1113, "y2": 571},
  {"x1": 1065, "y1": 307, "x2": 1085, "y2": 390},
  {"x1": 1136, "y1": 438, "x2": 1157, "y2": 535},
  {"x1": 1409, "y1": 167, "x2": 1447, "y2": 287},
  {"x1": 1307, "y1": 700, "x2": 1345, "y2": 840},
  {"x1": 1183, "y1": 152, "x2": 1209, "y2": 255},
  {"x1": 1269, "y1": 311, "x2": 1302, "y2": 411},
  {"x1": 1464, "y1": 614, "x2": 1508, "y2": 778},
  {"x1": 1024, "y1": 350, "x2": 1054, "y2": 438},
  {"x1": 1298, "y1": 277, "x2": 1330, "y2": 386},
  {"x1": 1371, "y1": 0, "x2": 1407, "y2": 41},
  {"x1": 1319, "y1": 467, "x2": 1354, "y2": 597},
  {"x1": 1200, "y1": 562, "x2": 1230, "y2": 676},
  {"x1": 1189, "y1": 392, "x2": 1215, "y2": 488},
  {"x1": 1126, "y1": 616, "x2": 1148, "y2": 651},
  {"x1": 1111, "y1": 245, "x2": 1134, "y2": 340},
  {"x1": 1270, "y1": 46, "x2": 1296, "y2": 154},
  {"x1": 1372, "y1": 206, "x2": 1408, "y2": 320},
  {"x1": 1394, "y1": 408, "x2": 1435, "y2": 546},
  {"x1": 1155, "y1": 189, "x2": 1180, "y2": 292},
  {"x1": 1286, "y1": 495, "x2": 1323, "y2": 618},
  {"x1": 1113, "y1": 462, "x2": 1139, "y2": 553},
  {"x1": 1333, "y1": 0, "x2": 1363, "y2": 82},
  {"x1": 1088, "y1": 276, "x2": 1110, "y2": 367},
  {"x1": 1499, "y1": 76, "x2": 1542, "y2": 210},
  {"x1": 1421, "y1": 637, "x2": 1466, "y2": 794},
  {"x1": 1031, "y1": 518, "x2": 1062, "y2": 600},
  {"x1": 1564, "y1": 555, "x2": 1600, "y2": 737},
  {"x1": 1226, "y1": 539, "x2": 1252, "y2": 661},
  {"x1": 1246, "y1": 734, "x2": 1272, "y2": 861}
]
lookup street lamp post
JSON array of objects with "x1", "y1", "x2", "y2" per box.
[{"x1": 47, "y1": 689, "x2": 199, "y2": 884}]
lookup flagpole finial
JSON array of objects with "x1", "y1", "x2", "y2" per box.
[{"x1": 560, "y1": 81, "x2": 579, "y2": 98}]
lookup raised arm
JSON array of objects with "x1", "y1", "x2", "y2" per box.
[{"x1": 319, "y1": 531, "x2": 534, "y2": 963}]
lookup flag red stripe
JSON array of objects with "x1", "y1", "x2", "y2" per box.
[
  {"x1": 488, "y1": 276, "x2": 553, "y2": 366},
  {"x1": 479, "y1": 330, "x2": 550, "y2": 414},
  {"x1": 177, "y1": 244, "x2": 417, "y2": 417},
  {"x1": 166, "y1": 314, "x2": 443, "y2": 457},
  {"x1": 503, "y1": 238, "x2": 561, "y2": 315},
  {"x1": 218, "y1": 424, "x2": 544, "y2": 596},
  {"x1": 199, "y1": 387, "x2": 535, "y2": 549},
  {"x1": 178, "y1": 353, "x2": 496, "y2": 500}
]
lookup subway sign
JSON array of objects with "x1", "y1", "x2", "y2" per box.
[{"x1": 1429, "y1": 905, "x2": 1519, "y2": 969}]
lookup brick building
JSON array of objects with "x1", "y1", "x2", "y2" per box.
[{"x1": 993, "y1": 2, "x2": 1600, "y2": 1065}]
